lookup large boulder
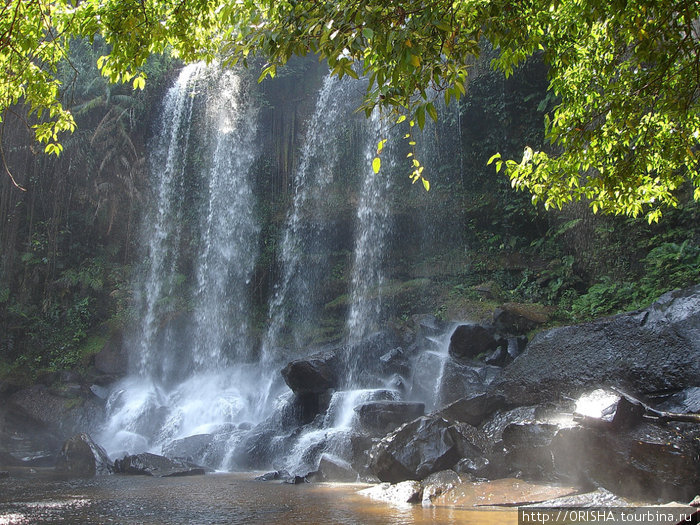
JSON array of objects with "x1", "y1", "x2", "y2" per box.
[
  {"x1": 354, "y1": 401, "x2": 425, "y2": 436},
  {"x1": 281, "y1": 349, "x2": 340, "y2": 394},
  {"x1": 494, "y1": 286, "x2": 700, "y2": 404},
  {"x1": 114, "y1": 452, "x2": 205, "y2": 477},
  {"x1": 448, "y1": 324, "x2": 501, "y2": 361},
  {"x1": 9, "y1": 384, "x2": 104, "y2": 438},
  {"x1": 55, "y1": 433, "x2": 113, "y2": 476},
  {"x1": 436, "y1": 392, "x2": 507, "y2": 427},
  {"x1": 368, "y1": 416, "x2": 487, "y2": 483},
  {"x1": 551, "y1": 421, "x2": 700, "y2": 501}
]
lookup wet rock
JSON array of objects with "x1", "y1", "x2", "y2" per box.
[
  {"x1": 573, "y1": 389, "x2": 646, "y2": 429},
  {"x1": 94, "y1": 330, "x2": 128, "y2": 376},
  {"x1": 378, "y1": 347, "x2": 411, "y2": 377},
  {"x1": 523, "y1": 488, "x2": 630, "y2": 507},
  {"x1": 453, "y1": 457, "x2": 490, "y2": 479},
  {"x1": 493, "y1": 303, "x2": 549, "y2": 335},
  {"x1": 281, "y1": 349, "x2": 340, "y2": 394},
  {"x1": 480, "y1": 406, "x2": 539, "y2": 447},
  {"x1": 448, "y1": 324, "x2": 500, "y2": 361},
  {"x1": 55, "y1": 433, "x2": 113, "y2": 477},
  {"x1": 283, "y1": 475, "x2": 309, "y2": 484},
  {"x1": 358, "y1": 480, "x2": 422, "y2": 505},
  {"x1": 255, "y1": 470, "x2": 290, "y2": 481},
  {"x1": 436, "y1": 360, "x2": 488, "y2": 407},
  {"x1": 436, "y1": 392, "x2": 507, "y2": 426},
  {"x1": 114, "y1": 452, "x2": 205, "y2": 477},
  {"x1": 494, "y1": 285, "x2": 700, "y2": 404},
  {"x1": 9, "y1": 384, "x2": 105, "y2": 438},
  {"x1": 507, "y1": 336, "x2": 528, "y2": 360},
  {"x1": 431, "y1": 478, "x2": 579, "y2": 507},
  {"x1": 502, "y1": 422, "x2": 561, "y2": 479},
  {"x1": 355, "y1": 401, "x2": 425, "y2": 436},
  {"x1": 368, "y1": 416, "x2": 485, "y2": 483},
  {"x1": 656, "y1": 387, "x2": 700, "y2": 414},
  {"x1": 484, "y1": 345, "x2": 509, "y2": 366},
  {"x1": 316, "y1": 454, "x2": 358, "y2": 482},
  {"x1": 161, "y1": 434, "x2": 213, "y2": 463},
  {"x1": 421, "y1": 470, "x2": 463, "y2": 507},
  {"x1": 551, "y1": 421, "x2": 700, "y2": 501}
]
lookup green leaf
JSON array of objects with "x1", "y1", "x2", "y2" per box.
[
  {"x1": 372, "y1": 157, "x2": 381, "y2": 173},
  {"x1": 422, "y1": 178, "x2": 430, "y2": 191}
]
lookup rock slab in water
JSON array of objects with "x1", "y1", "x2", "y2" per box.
[
  {"x1": 494, "y1": 285, "x2": 700, "y2": 404},
  {"x1": 55, "y1": 433, "x2": 113, "y2": 477},
  {"x1": 421, "y1": 470, "x2": 464, "y2": 507},
  {"x1": 281, "y1": 349, "x2": 340, "y2": 394},
  {"x1": 114, "y1": 452, "x2": 205, "y2": 477},
  {"x1": 431, "y1": 478, "x2": 579, "y2": 507},
  {"x1": 354, "y1": 401, "x2": 425, "y2": 436},
  {"x1": 358, "y1": 481, "x2": 422, "y2": 505}
]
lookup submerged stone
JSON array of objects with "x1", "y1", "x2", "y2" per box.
[{"x1": 114, "y1": 452, "x2": 205, "y2": 477}]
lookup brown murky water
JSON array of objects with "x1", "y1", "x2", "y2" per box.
[{"x1": 0, "y1": 471, "x2": 517, "y2": 524}]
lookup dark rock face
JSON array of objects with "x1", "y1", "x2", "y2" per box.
[
  {"x1": 436, "y1": 392, "x2": 507, "y2": 427},
  {"x1": 0, "y1": 401, "x2": 62, "y2": 466},
  {"x1": 281, "y1": 349, "x2": 340, "y2": 394},
  {"x1": 551, "y1": 421, "x2": 700, "y2": 502},
  {"x1": 8, "y1": 384, "x2": 104, "y2": 438},
  {"x1": 368, "y1": 416, "x2": 486, "y2": 483},
  {"x1": 114, "y1": 452, "x2": 205, "y2": 477},
  {"x1": 354, "y1": 401, "x2": 425, "y2": 436},
  {"x1": 435, "y1": 361, "x2": 489, "y2": 407},
  {"x1": 494, "y1": 286, "x2": 700, "y2": 404},
  {"x1": 448, "y1": 324, "x2": 500, "y2": 361},
  {"x1": 94, "y1": 330, "x2": 128, "y2": 376},
  {"x1": 316, "y1": 454, "x2": 358, "y2": 482},
  {"x1": 55, "y1": 433, "x2": 113, "y2": 477}
]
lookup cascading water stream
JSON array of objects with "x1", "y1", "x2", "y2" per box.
[
  {"x1": 100, "y1": 65, "x2": 264, "y2": 460},
  {"x1": 345, "y1": 110, "x2": 393, "y2": 385},
  {"x1": 262, "y1": 73, "x2": 357, "y2": 362},
  {"x1": 135, "y1": 63, "x2": 203, "y2": 377},
  {"x1": 191, "y1": 70, "x2": 260, "y2": 367}
]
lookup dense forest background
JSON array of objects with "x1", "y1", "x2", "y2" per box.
[{"x1": 1, "y1": 41, "x2": 699, "y2": 383}]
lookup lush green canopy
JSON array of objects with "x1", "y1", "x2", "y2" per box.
[{"x1": 2, "y1": 0, "x2": 699, "y2": 220}]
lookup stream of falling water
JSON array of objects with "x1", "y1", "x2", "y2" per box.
[
  {"x1": 100, "y1": 65, "x2": 264, "y2": 458},
  {"x1": 345, "y1": 109, "x2": 393, "y2": 385},
  {"x1": 262, "y1": 73, "x2": 357, "y2": 362}
]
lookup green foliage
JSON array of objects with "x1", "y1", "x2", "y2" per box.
[{"x1": 3, "y1": 0, "x2": 699, "y2": 217}]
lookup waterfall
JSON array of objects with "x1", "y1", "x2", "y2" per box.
[
  {"x1": 100, "y1": 65, "x2": 263, "y2": 458},
  {"x1": 191, "y1": 69, "x2": 260, "y2": 367},
  {"x1": 135, "y1": 63, "x2": 203, "y2": 378},
  {"x1": 262, "y1": 73, "x2": 357, "y2": 360},
  {"x1": 345, "y1": 110, "x2": 393, "y2": 382}
]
